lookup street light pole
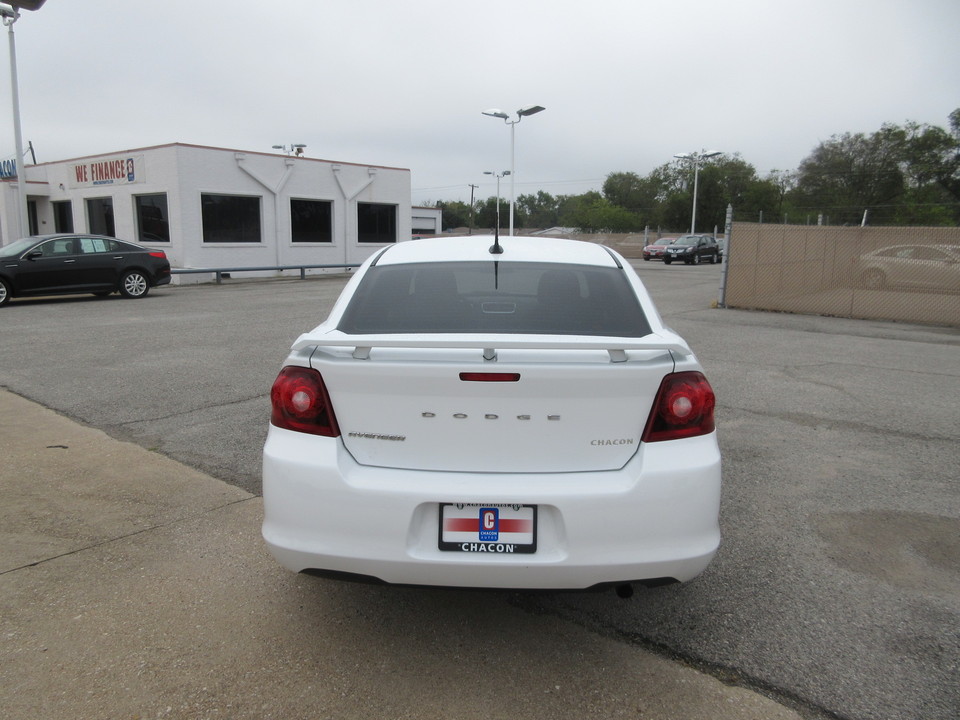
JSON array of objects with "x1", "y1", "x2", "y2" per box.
[
  {"x1": 483, "y1": 170, "x2": 510, "y2": 233},
  {"x1": 2, "y1": 2, "x2": 46, "y2": 242},
  {"x1": 482, "y1": 105, "x2": 545, "y2": 236},
  {"x1": 674, "y1": 149, "x2": 721, "y2": 234},
  {"x1": 2, "y1": 5, "x2": 27, "y2": 239}
]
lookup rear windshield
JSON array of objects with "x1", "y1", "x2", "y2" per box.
[{"x1": 337, "y1": 261, "x2": 652, "y2": 337}]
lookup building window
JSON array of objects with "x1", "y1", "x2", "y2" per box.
[
  {"x1": 357, "y1": 202, "x2": 397, "y2": 244},
  {"x1": 86, "y1": 197, "x2": 115, "y2": 236},
  {"x1": 28, "y1": 200, "x2": 38, "y2": 236},
  {"x1": 201, "y1": 194, "x2": 261, "y2": 243},
  {"x1": 135, "y1": 193, "x2": 170, "y2": 242},
  {"x1": 291, "y1": 198, "x2": 333, "y2": 243},
  {"x1": 53, "y1": 201, "x2": 73, "y2": 233}
]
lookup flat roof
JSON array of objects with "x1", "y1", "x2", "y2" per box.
[{"x1": 26, "y1": 142, "x2": 410, "y2": 173}]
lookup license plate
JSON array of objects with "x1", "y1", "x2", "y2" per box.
[{"x1": 439, "y1": 503, "x2": 537, "y2": 554}]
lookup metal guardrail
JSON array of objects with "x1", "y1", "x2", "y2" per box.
[{"x1": 171, "y1": 263, "x2": 356, "y2": 284}]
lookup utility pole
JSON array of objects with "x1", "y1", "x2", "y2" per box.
[{"x1": 468, "y1": 184, "x2": 478, "y2": 235}]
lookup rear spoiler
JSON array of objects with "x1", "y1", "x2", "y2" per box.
[{"x1": 292, "y1": 332, "x2": 691, "y2": 364}]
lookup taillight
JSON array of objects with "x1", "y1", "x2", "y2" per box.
[
  {"x1": 459, "y1": 372, "x2": 521, "y2": 382},
  {"x1": 270, "y1": 366, "x2": 340, "y2": 437},
  {"x1": 148, "y1": 251, "x2": 167, "y2": 259},
  {"x1": 642, "y1": 371, "x2": 716, "y2": 443}
]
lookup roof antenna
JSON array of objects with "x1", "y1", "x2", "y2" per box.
[{"x1": 489, "y1": 225, "x2": 503, "y2": 255}]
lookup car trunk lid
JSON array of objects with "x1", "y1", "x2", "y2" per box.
[{"x1": 304, "y1": 336, "x2": 682, "y2": 473}]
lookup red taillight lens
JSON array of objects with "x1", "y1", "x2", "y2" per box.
[
  {"x1": 459, "y1": 372, "x2": 521, "y2": 382},
  {"x1": 148, "y1": 251, "x2": 167, "y2": 259},
  {"x1": 642, "y1": 371, "x2": 716, "y2": 443},
  {"x1": 270, "y1": 366, "x2": 340, "y2": 437}
]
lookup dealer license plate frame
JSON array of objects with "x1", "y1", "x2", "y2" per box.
[{"x1": 439, "y1": 503, "x2": 537, "y2": 554}]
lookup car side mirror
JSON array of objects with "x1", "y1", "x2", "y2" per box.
[{"x1": 25, "y1": 251, "x2": 42, "y2": 260}]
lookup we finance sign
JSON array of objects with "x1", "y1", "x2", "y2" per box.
[{"x1": 70, "y1": 156, "x2": 144, "y2": 188}]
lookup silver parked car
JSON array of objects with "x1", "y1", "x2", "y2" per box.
[{"x1": 855, "y1": 244, "x2": 960, "y2": 293}]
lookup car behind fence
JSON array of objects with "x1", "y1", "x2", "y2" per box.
[{"x1": 721, "y1": 223, "x2": 960, "y2": 328}]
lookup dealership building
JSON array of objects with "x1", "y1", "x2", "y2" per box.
[{"x1": 0, "y1": 142, "x2": 418, "y2": 280}]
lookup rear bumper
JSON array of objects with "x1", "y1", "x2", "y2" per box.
[{"x1": 262, "y1": 426, "x2": 721, "y2": 590}]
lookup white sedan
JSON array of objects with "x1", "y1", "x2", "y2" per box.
[{"x1": 262, "y1": 236, "x2": 721, "y2": 594}]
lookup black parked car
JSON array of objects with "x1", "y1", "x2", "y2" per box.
[
  {"x1": 0, "y1": 234, "x2": 171, "y2": 307},
  {"x1": 663, "y1": 235, "x2": 721, "y2": 265}
]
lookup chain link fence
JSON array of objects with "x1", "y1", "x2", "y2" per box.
[{"x1": 719, "y1": 223, "x2": 960, "y2": 327}]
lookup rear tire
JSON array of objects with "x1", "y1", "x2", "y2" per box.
[
  {"x1": 664, "y1": 258, "x2": 672, "y2": 265},
  {"x1": 120, "y1": 271, "x2": 150, "y2": 299}
]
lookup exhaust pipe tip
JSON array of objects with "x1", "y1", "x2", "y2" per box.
[{"x1": 615, "y1": 584, "x2": 634, "y2": 599}]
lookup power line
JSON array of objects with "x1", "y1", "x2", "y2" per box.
[{"x1": 413, "y1": 177, "x2": 606, "y2": 196}]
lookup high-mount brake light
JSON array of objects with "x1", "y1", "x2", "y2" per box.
[
  {"x1": 459, "y1": 372, "x2": 521, "y2": 382},
  {"x1": 642, "y1": 371, "x2": 716, "y2": 443},
  {"x1": 270, "y1": 366, "x2": 340, "y2": 437}
]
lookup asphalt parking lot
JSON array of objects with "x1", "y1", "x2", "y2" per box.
[{"x1": 1, "y1": 259, "x2": 958, "y2": 720}]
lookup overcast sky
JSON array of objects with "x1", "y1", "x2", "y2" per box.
[{"x1": 2, "y1": 0, "x2": 958, "y2": 204}]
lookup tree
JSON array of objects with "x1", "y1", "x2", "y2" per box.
[
  {"x1": 898, "y1": 117, "x2": 960, "y2": 222},
  {"x1": 888, "y1": 119, "x2": 960, "y2": 224},
  {"x1": 602, "y1": 172, "x2": 664, "y2": 228},
  {"x1": 433, "y1": 200, "x2": 472, "y2": 230},
  {"x1": 516, "y1": 191, "x2": 560, "y2": 229},
  {"x1": 556, "y1": 191, "x2": 601, "y2": 228},
  {"x1": 789, "y1": 113, "x2": 960, "y2": 225},
  {"x1": 661, "y1": 192, "x2": 694, "y2": 232},
  {"x1": 892, "y1": 185, "x2": 956, "y2": 225},
  {"x1": 602, "y1": 172, "x2": 644, "y2": 209},
  {"x1": 793, "y1": 130, "x2": 907, "y2": 224},
  {"x1": 657, "y1": 154, "x2": 764, "y2": 231},
  {"x1": 733, "y1": 171, "x2": 798, "y2": 223},
  {"x1": 940, "y1": 109, "x2": 960, "y2": 220},
  {"x1": 565, "y1": 196, "x2": 640, "y2": 232},
  {"x1": 474, "y1": 196, "x2": 510, "y2": 232},
  {"x1": 737, "y1": 180, "x2": 780, "y2": 222}
]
